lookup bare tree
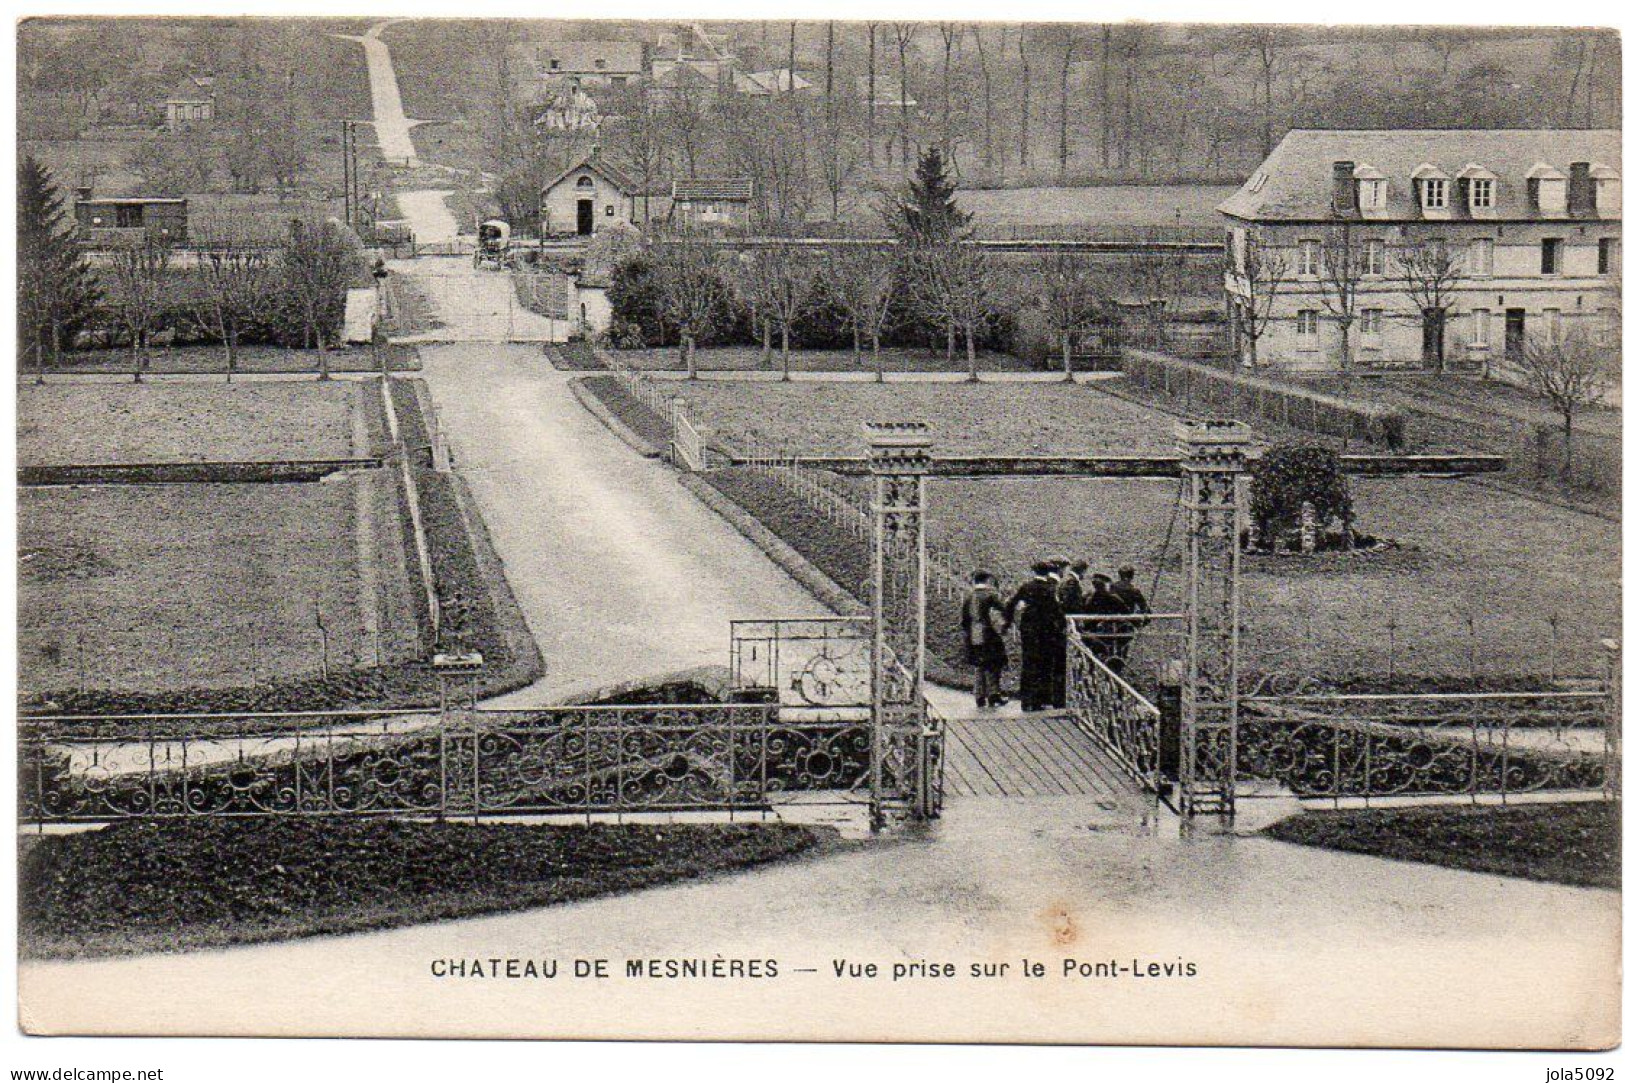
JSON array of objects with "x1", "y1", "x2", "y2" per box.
[
  {"x1": 650, "y1": 239, "x2": 731, "y2": 380},
  {"x1": 865, "y1": 22, "x2": 880, "y2": 165},
  {"x1": 822, "y1": 245, "x2": 897, "y2": 381},
  {"x1": 972, "y1": 26, "x2": 1003, "y2": 172},
  {"x1": 107, "y1": 236, "x2": 172, "y2": 382},
  {"x1": 1232, "y1": 235, "x2": 1290, "y2": 370},
  {"x1": 911, "y1": 240, "x2": 1000, "y2": 381},
  {"x1": 936, "y1": 22, "x2": 961, "y2": 153},
  {"x1": 817, "y1": 97, "x2": 865, "y2": 221},
  {"x1": 1098, "y1": 24, "x2": 1112, "y2": 169},
  {"x1": 1394, "y1": 238, "x2": 1465, "y2": 373},
  {"x1": 1035, "y1": 250, "x2": 1103, "y2": 382},
  {"x1": 281, "y1": 219, "x2": 357, "y2": 375},
  {"x1": 1225, "y1": 26, "x2": 1293, "y2": 160},
  {"x1": 1511, "y1": 328, "x2": 1617, "y2": 478},
  {"x1": 742, "y1": 241, "x2": 816, "y2": 380},
  {"x1": 890, "y1": 23, "x2": 919, "y2": 166},
  {"x1": 1314, "y1": 224, "x2": 1362, "y2": 380},
  {"x1": 1017, "y1": 25, "x2": 1032, "y2": 168},
  {"x1": 1057, "y1": 30, "x2": 1081, "y2": 174},
  {"x1": 190, "y1": 227, "x2": 271, "y2": 380}
]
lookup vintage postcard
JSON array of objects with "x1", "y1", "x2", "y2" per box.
[{"x1": 10, "y1": 10, "x2": 1623, "y2": 1048}]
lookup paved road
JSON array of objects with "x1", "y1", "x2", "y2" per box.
[
  {"x1": 333, "y1": 22, "x2": 416, "y2": 164},
  {"x1": 419, "y1": 346, "x2": 836, "y2": 703}
]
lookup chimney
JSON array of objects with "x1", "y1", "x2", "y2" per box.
[
  {"x1": 1331, "y1": 161, "x2": 1358, "y2": 217},
  {"x1": 1569, "y1": 162, "x2": 1596, "y2": 215}
]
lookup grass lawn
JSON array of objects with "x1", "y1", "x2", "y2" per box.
[
  {"x1": 684, "y1": 381, "x2": 1619, "y2": 685},
  {"x1": 683, "y1": 380, "x2": 1178, "y2": 457},
  {"x1": 18, "y1": 478, "x2": 420, "y2": 693},
  {"x1": 28, "y1": 344, "x2": 420, "y2": 378},
  {"x1": 1264, "y1": 801, "x2": 1620, "y2": 889},
  {"x1": 611, "y1": 346, "x2": 1035, "y2": 375},
  {"x1": 18, "y1": 381, "x2": 371, "y2": 465},
  {"x1": 19, "y1": 820, "x2": 832, "y2": 959}
]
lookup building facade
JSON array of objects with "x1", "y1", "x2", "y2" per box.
[
  {"x1": 670, "y1": 178, "x2": 753, "y2": 230},
  {"x1": 536, "y1": 153, "x2": 635, "y2": 237},
  {"x1": 510, "y1": 41, "x2": 645, "y2": 90},
  {"x1": 1219, "y1": 129, "x2": 1621, "y2": 372},
  {"x1": 73, "y1": 195, "x2": 189, "y2": 245}
]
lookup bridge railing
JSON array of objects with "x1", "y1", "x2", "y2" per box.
[
  {"x1": 1237, "y1": 689, "x2": 1618, "y2": 806},
  {"x1": 1064, "y1": 629, "x2": 1167, "y2": 796}
]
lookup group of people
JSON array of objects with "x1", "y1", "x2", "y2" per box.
[{"x1": 960, "y1": 560, "x2": 1150, "y2": 711}]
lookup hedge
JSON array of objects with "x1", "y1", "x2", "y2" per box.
[{"x1": 1121, "y1": 348, "x2": 1407, "y2": 450}]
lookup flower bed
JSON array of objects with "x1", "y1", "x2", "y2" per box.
[
  {"x1": 1264, "y1": 801, "x2": 1619, "y2": 889},
  {"x1": 20, "y1": 820, "x2": 832, "y2": 959}
]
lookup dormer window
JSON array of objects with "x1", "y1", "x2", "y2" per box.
[
  {"x1": 1526, "y1": 162, "x2": 1567, "y2": 215},
  {"x1": 1412, "y1": 164, "x2": 1449, "y2": 214},
  {"x1": 1354, "y1": 164, "x2": 1388, "y2": 212},
  {"x1": 1470, "y1": 177, "x2": 1495, "y2": 209},
  {"x1": 1593, "y1": 166, "x2": 1622, "y2": 216}
]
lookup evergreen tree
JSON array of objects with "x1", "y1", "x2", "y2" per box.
[
  {"x1": 888, "y1": 144, "x2": 973, "y2": 247},
  {"x1": 18, "y1": 156, "x2": 98, "y2": 369}
]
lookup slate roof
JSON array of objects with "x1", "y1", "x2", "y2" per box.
[
  {"x1": 1218, "y1": 129, "x2": 1621, "y2": 223},
  {"x1": 513, "y1": 41, "x2": 645, "y2": 76},
  {"x1": 672, "y1": 178, "x2": 753, "y2": 201},
  {"x1": 733, "y1": 69, "x2": 814, "y2": 96},
  {"x1": 538, "y1": 152, "x2": 637, "y2": 197}
]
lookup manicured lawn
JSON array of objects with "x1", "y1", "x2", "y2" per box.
[
  {"x1": 683, "y1": 381, "x2": 1619, "y2": 685},
  {"x1": 1264, "y1": 801, "x2": 1620, "y2": 889},
  {"x1": 610, "y1": 346, "x2": 1034, "y2": 375},
  {"x1": 18, "y1": 380, "x2": 371, "y2": 465},
  {"x1": 20, "y1": 819, "x2": 833, "y2": 959},
  {"x1": 683, "y1": 380, "x2": 1178, "y2": 457},
  {"x1": 18, "y1": 479, "x2": 420, "y2": 693}
]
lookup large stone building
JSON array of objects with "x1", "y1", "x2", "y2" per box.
[
  {"x1": 511, "y1": 41, "x2": 645, "y2": 90},
  {"x1": 1219, "y1": 129, "x2": 1621, "y2": 372}
]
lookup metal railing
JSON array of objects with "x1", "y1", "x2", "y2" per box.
[
  {"x1": 1237, "y1": 690, "x2": 1617, "y2": 805},
  {"x1": 727, "y1": 437, "x2": 965, "y2": 607},
  {"x1": 1065, "y1": 629, "x2": 1167, "y2": 797},
  {"x1": 18, "y1": 701, "x2": 921, "y2": 823}
]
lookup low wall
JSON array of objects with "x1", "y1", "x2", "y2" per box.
[
  {"x1": 1121, "y1": 348, "x2": 1408, "y2": 450},
  {"x1": 19, "y1": 459, "x2": 384, "y2": 486}
]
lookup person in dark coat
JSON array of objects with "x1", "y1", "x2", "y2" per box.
[
  {"x1": 960, "y1": 571, "x2": 1010, "y2": 709},
  {"x1": 1010, "y1": 562, "x2": 1066, "y2": 711},
  {"x1": 1111, "y1": 565, "x2": 1151, "y2": 666},
  {"x1": 1054, "y1": 557, "x2": 1089, "y2": 697},
  {"x1": 1081, "y1": 573, "x2": 1132, "y2": 672}
]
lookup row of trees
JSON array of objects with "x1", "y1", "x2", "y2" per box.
[
  {"x1": 19, "y1": 157, "x2": 360, "y2": 378},
  {"x1": 481, "y1": 21, "x2": 1620, "y2": 220},
  {"x1": 610, "y1": 148, "x2": 1119, "y2": 382}
]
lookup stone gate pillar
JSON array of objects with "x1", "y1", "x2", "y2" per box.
[
  {"x1": 1177, "y1": 420, "x2": 1251, "y2": 823},
  {"x1": 865, "y1": 422, "x2": 933, "y2": 828}
]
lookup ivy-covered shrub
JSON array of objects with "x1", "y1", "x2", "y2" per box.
[{"x1": 1250, "y1": 444, "x2": 1355, "y2": 552}]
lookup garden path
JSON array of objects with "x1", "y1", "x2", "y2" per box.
[{"x1": 20, "y1": 794, "x2": 1617, "y2": 1044}]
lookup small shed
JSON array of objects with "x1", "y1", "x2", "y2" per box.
[
  {"x1": 536, "y1": 153, "x2": 635, "y2": 237},
  {"x1": 670, "y1": 178, "x2": 754, "y2": 229},
  {"x1": 73, "y1": 196, "x2": 189, "y2": 246}
]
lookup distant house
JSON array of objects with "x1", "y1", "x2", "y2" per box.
[
  {"x1": 511, "y1": 41, "x2": 645, "y2": 89},
  {"x1": 73, "y1": 194, "x2": 189, "y2": 246},
  {"x1": 163, "y1": 74, "x2": 215, "y2": 130},
  {"x1": 650, "y1": 24, "x2": 735, "y2": 89},
  {"x1": 536, "y1": 152, "x2": 636, "y2": 236},
  {"x1": 646, "y1": 61, "x2": 720, "y2": 107},
  {"x1": 732, "y1": 69, "x2": 814, "y2": 97},
  {"x1": 671, "y1": 178, "x2": 753, "y2": 230},
  {"x1": 1219, "y1": 128, "x2": 1621, "y2": 372}
]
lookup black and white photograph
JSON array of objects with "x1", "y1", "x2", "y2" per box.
[{"x1": 7, "y1": 4, "x2": 1623, "y2": 1060}]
